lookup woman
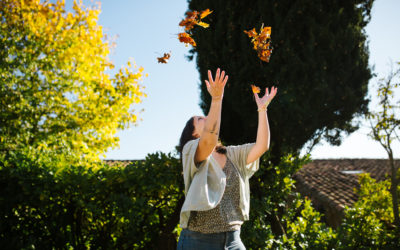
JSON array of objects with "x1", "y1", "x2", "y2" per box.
[{"x1": 177, "y1": 68, "x2": 277, "y2": 249}]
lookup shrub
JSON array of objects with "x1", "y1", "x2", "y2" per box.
[
  {"x1": 336, "y1": 174, "x2": 400, "y2": 249},
  {"x1": 241, "y1": 154, "x2": 336, "y2": 249},
  {"x1": 0, "y1": 150, "x2": 183, "y2": 249}
]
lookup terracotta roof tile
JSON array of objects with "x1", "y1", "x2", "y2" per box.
[
  {"x1": 102, "y1": 159, "x2": 140, "y2": 167},
  {"x1": 293, "y1": 159, "x2": 398, "y2": 212}
]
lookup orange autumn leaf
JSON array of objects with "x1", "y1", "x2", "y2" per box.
[
  {"x1": 197, "y1": 21, "x2": 209, "y2": 28},
  {"x1": 179, "y1": 9, "x2": 212, "y2": 32},
  {"x1": 179, "y1": 11, "x2": 198, "y2": 31},
  {"x1": 157, "y1": 52, "x2": 171, "y2": 64},
  {"x1": 251, "y1": 84, "x2": 261, "y2": 94},
  {"x1": 179, "y1": 11, "x2": 199, "y2": 31},
  {"x1": 179, "y1": 18, "x2": 197, "y2": 31},
  {"x1": 178, "y1": 9, "x2": 212, "y2": 47},
  {"x1": 258, "y1": 48, "x2": 272, "y2": 62},
  {"x1": 260, "y1": 26, "x2": 271, "y2": 38},
  {"x1": 200, "y1": 9, "x2": 213, "y2": 19},
  {"x1": 244, "y1": 25, "x2": 273, "y2": 62},
  {"x1": 244, "y1": 28, "x2": 257, "y2": 38},
  {"x1": 178, "y1": 32, "x2": 196, "y2": 47},
  {"x1": 186, "y1": 10, "x2": 199, "y2": 20}
]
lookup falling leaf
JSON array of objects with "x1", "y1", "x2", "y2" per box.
[
  {"x1": 178, "y1": 32, "x2": 196, "y2": 47},
  {"x1": 178, "y1": 9, "x2": 213, "y2": 47},
  {"x1": 251, "y1": 84, "x2": 261, "y2": 94},
  {"x1": 259, "y1": 27, "x2": 271, "y2": 40},
  {"x1": 244, "y1": 25, "x2": 273, "y2": 62},
  {"x1": 197, "y1": 21, "x2": 209, "y2": 28},
  {"x1": 185, "y1": 11, "x2": 199, "y2": 20},
  {"x1": 157, "y1": 52, "x2": 171, "y2": 64},
  {"x1": 179, "y1": 9, "x2": 212, "y2": 31},
  {"x1": 179, "y1": 18, "x2": 197, "y2": 31},
  {"x1": 200, "y1": 9, "x2": 213, "y2": 19},
  {"x1": 244, "y1": 28, "x2": 257, "y2": 38},
  {"x1": 179, "y1": 11, "x2": 199, "y2": 31}
]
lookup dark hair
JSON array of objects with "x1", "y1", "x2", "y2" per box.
[
  {"x1": 178, "y1": 117, "x2": 196, "y2": 157},
  {"x1": 178, "y1": 116, "x2": 226, "y2": 158}
]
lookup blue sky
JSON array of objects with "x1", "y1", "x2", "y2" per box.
[{"x1": 71, "y1": 0, "x2": 400, "y2": 160}]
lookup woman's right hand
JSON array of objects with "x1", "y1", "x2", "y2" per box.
[
  {"x1": 205, "y1": 68, "x2": 228, "y2": 100},
  {"x1": 194, "y1": 68, "x2": 227, "y2": 163}
]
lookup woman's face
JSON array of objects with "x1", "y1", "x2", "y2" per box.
[{"x1": 192, "y1": 116, "x2": 206, "y2": 138}]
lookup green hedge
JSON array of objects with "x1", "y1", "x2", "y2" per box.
[
  {"x1": 0, "y1": 151, "x2": 184, "y2": 249},
  {"x1": 2, "y1": 149, "x2": 397, "y2": 249},
  {"x1": 1, "y1": 149, "x2": 333, "y2": 249}
]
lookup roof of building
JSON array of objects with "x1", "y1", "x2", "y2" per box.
[
  {"x1": 293, "y1": 159, "x2": 398, "y2": 212},
  {"x1": 103, "y1": 159, "x2": 139, "y2": 167}
]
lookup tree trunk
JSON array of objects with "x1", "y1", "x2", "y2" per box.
[{"x1": 268, "y1": 210, "x2": 286, "y2": 237}]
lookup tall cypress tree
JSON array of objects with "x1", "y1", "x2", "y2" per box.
[{"x1": 187, "y1": 0, "x2": 374, "y2": 161}]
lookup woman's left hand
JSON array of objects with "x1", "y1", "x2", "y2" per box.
[{"x1": 254, "y1": 86, "x2": 278, "y2": 111}]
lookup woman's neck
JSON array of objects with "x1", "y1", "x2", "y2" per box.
[{"x1": 212, "y1": 151, "x2": 227, "y2": 169}]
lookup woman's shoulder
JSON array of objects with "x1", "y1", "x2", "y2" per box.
[
  {"x1": 226, "y1": 143, "x2": 255, "y2": 161},
  {"x1": 226, "y1": 142, "x2": 255, "y2": 151},
  {"x1": 182, "y1": 138, "x2": 200, "y2": 155}
]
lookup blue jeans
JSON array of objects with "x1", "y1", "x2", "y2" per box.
[{"x1": 177, "y1": 228, "x2": 246, "y2": 250}]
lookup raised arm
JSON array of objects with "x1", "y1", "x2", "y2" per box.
[
  {"x1": 246, "y1": 86, "x2": 277, "y2": 164},
  {"x1": 194, "y1": 68, "x2": 228, "y2": 164}
]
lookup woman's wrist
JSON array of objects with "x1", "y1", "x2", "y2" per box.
[
  {"x1": 257, "y1": 106, "x2": 268, "y2": 112},
  {"x1": 257, "y1": 100, "x2": 270, "y2": 112},
  {"x1": 212, "y1": 95, "x2": 223, "y2": 101}
]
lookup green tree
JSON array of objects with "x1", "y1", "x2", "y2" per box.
[
  {"x1": 185, "y1": 0, "x2": 374, "y2": 241},
  {"x1": 337, "y1": 174, "x2": 399, "y2": 248},
  {"x1": 187, "y1": 0, "x2": 373, "y2": 162},
  {"x1": 367, "y1": 62, "x2": 400, "y2": 229},
  {"x1": 0, "y1": 0, "x2": 146, "y2": 163}
]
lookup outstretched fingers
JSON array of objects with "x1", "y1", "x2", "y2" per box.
[
  {"x1": 205, "y1": 68, "x2": 228, "y2": 99},
  {"x1": 266, "y1": 87, "x2": 277, "y2": 103},
  {"x1": 208, "y1": 70, "x2": 214, "y2": 84},
  {"x1": 270, "y1": 86, "x2": 277, "y2": 98},
  {"x1": 254, "y1": 91, "x2": 260, "y2": 102},
  {"x1": 205, "y1": 80, "x2": 211, "y2": 90},
  {"x1": 208, "y1": 68, "x2": 228, "y2": 87},
  {"x1": 220, "y1": 70, "x2": 225, "y2": 80},
  {"x1": 222, "y1": 74, "x2": 228, "y2": 87},
  {"x1": 214, "y1": 68, "x2": 221, "y2": 83}
]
